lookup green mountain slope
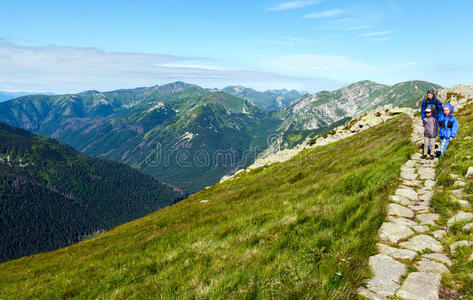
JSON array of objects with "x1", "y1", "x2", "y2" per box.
[
  {"x1": 0, "y1": 121, "x2": 184, "y2": 263},
  {"x1": 221, "y1": 86, "x2": 306, "y2": 111},
  {"x1": 0, "y1": 114, "x2": 415, "y2": 299}
]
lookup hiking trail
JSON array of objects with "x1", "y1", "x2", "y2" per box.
[
  {"x1": 357, "y1": 111, "x2": 450, "y2": 299},
  {"x1": 358, "y1": 90, "x2": 473, "y2": 299}
]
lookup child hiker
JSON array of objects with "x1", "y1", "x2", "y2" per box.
[
  {"x1": 421, "y1": 107, "x2": 438, "y2": 159},
  {"x1": 438, "y1": 103, "x2": 459, "y2": 156}
]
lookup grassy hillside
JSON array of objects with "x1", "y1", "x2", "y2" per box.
[
  {"x1": 0, "y1": 114, "x2": 415, "y2": 299},
  {"x1": 0, "y1": 121, "x2": 184, "y2": 262}
]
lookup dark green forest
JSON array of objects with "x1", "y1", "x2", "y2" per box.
[{"x1": 0, "y1": 121, "x2": 185, "y2": 262}]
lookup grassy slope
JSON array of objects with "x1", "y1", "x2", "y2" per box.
[
  {"x1": 430, "y1": 102, "x2": 473, "y2": 296},
  {"x1": 0, "y1": 115, "x2": 415, "y2": 299}
]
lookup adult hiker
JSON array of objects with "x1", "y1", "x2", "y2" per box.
[
  {"x1": 438, "y1": 103, "x2": 459, "y2": 156},
  {"x1": 420, "y1": 89, "x2": 443, "y2": 155},
  {"x1": 421, "y1": 89, "x2": 443, "y2": 120}
]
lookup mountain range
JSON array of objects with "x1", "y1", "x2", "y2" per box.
[
  {"x1": 0, "y1": 91, "x2": 56, "y2": 103},
  {"x1": 0, "y1": 121, "x2": 184, "y2": 262},
  {"x1": 219, "y1": 86, "x2": 307, "y2": 111},
  {"x1": 0, "y1": 80, "x2": 441, "y2": 192}
]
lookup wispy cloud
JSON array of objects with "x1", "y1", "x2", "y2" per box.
[
  {"x1": 335, "y1": 18, "x2": 355, "y2": 23},
  {"x1": 360, "y1": 30, "x2": 394, "y2": 37},
  {"x1": 0, "y1": 40, "x2": 343, "y2": 93},
  {"x1": 372, "y1": 37, "x2": 392, "y2": 41},
  {"x1": 340, "y1": 25, "x2": 372, "y2": 31},
  {"x1": 258, "y1": 37, "x2": 318, "y2": 47},
  {"x1": 304, "y1": 9, "x2": 345, "y2": 19},
  {"x1": 267, "y1": 0, "x2": 321, "y2": 11}
]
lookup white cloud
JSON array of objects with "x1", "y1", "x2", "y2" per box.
[
  {"x1": 304, "y1": 9, "x2": 345, "y2": 19},
  {"x1": 258, "y1": 37, "x2": 318, "y2": 47},
  {"x1": 340, "y1": 25, "x2": 372, "y2": 31},
  {"x1": 360, "y1": 30, "x2": 394, "y2": 37},
  {"x1": 335, "y1": 18, "x2": 355, "y2": 23},
  {"x1": 267, "y1": 0, "x2": 321, "y2": 11},
  {"x1": 372, "y1": 37, "x2": 392, "y2": 41},
  {"x1": 0, "y1": 40, "x2": 344, "y2": 93}
]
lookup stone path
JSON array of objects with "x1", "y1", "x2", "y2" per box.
[{"x1": 358, "y1": 115, "x2": 451, "y2": 300}]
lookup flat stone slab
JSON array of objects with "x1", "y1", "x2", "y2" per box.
[
  {"x1": 432, "y1": 230, "x2": 446, "y2": 240},
  {"x1": 366, "y1": 254, "x2": 406, "y2": 297},
  {"x1": 450, "y1": 240, "x2": 473, "y2": 255},
  {"x1": 388, "y1": 203, "x2": 414, "y2": 218},
  {"x1": 401, "y1": 172, "x2": 418, "y2": 181},
  {"x1": 455, "y1": 180, "x2": 467, "y2": 187},
  {"x1": 419, "y1": 192, "x2": 433, "y2": 202},
  {"x1": 447, "y1": 211, "x2": 473, "y2": 230},
  {"x1": 377, "y1": 243, "x2": 417, "y2": 261},
  {"x1": 396, "y1": 272, "x2": 441, "y2": 300},
  {"x1": 396, "y1": 188, "x2": 418, "y2": 201},
  {"x1": 411, "y1": 225, "x2": 429, "y2": 233},
  {"x1": 401, "y1": 178, "x2": 422, "y2": 186},
  {"x1": 379, "y1": 222, "x2": 414, "y2": 243},
  {"x1": 417, "y1": 213, "x2": 439, "y2": 226},
  {"x1": 463, "y1": 223, "x2": 473, "y2": 232},
  {"x1": 418, "y1": 168, "x2": 435, "y2": 180},
  {"x1": 422, "y1": 253, "x2": 452, "y2": 266},
  {"x1": 408, "y1": 204, "x2": 429, "y2": 212},
  {"x1": 388, "y1": 216, "x2": 418, "y2": 227},
  {"x1": 466, "y1": 166, "x2": 473, "y2": 178},
  {"x1": 391, "y1": 195, "x2": 412, "y2": 205},
  {"x1": 451, "y1": 189, "x2": 465, "y2": 198},
  {"x1": 456, "y1": 199, "x2": 470, "y2": 207},
  {"x1": 416, "y1": 258, "x2": 450, "y2": 273},
  {"x1": 358, "y1": 287, "x2": 387, "y2": 300},
  {"x1": 424, "y1": 179, "x2": 436, "y2": 188},
  {"x1": 404, "y1": 160, "x2": 417, "y2": 168},
  {"x1": 400, "y1": 234, "x2": 443, "y2": 252}
]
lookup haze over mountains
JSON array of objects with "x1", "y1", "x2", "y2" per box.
[
  {"x1": 0, "y1": 91, "x2": 56, "y2": 103},
  {"x1": 0, "y1": 80, "x2": 441, "y2": 193}
]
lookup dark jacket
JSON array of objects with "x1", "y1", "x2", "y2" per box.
[
  {"x1": 438, "y1": 103, "x2": 459, "y2": 139},
  {"x1": 421, "y1": 91, "x2": 443, "y2": 120},
  {"x1": 423, "y1": 115, "x2": 438, "y2": 138}
]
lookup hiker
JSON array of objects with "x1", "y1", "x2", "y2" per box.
[
  {"x1": 421, "y1": 107, "x2": 438, "y2": 159},
  {"x1": 438, "y1": 103, "x2": 459, "y2": 156},
  {"x1": 421, "y1": 89, "x2": 443, "y2": 120},
  {"x1": 420, "y1": 89, "x2": 443, "y2": 154}
]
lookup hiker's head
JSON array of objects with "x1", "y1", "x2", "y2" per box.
[
  {"x1": 443, "y1": 103, "x2": 454, "y2": 115},
  {"x1": 425, "y1": 108, "x2": 432, "y2": 116},
  {"x1": 427, "y1": 89, "x2": 435, "y2": 100}
]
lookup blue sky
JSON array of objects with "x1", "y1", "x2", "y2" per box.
[{"x1": 1, "y1": 0, "x2": 472, "y2": 93}]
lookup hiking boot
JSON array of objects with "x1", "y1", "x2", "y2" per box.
[
  {"x1": 420, "y1": 155, "x2": 427, "y2": 159},
  {"x1": 430, "y1": 155, "x2": 435, "y2": 160}
]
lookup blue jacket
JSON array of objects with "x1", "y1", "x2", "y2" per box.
[
  {"x1": 438, "y1": 103, "x2": 459, "y2": 139},
  {"x1": 421, "y1": 93, "x2": 443, "y2": 120}
]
